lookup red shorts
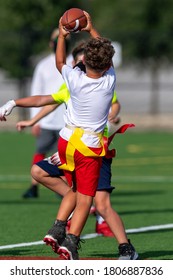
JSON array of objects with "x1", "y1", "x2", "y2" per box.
[{"x1": 58, "y1": 137, "x2": 102, "y2": 197}]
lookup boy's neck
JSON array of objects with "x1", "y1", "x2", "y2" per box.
[{"x1": 86, "y1": 68, "x2": 103, "y2": 79}]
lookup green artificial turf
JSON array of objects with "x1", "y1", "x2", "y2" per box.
[{"x1": 0, "y1": 131, "x2": 173, "y2": 259}]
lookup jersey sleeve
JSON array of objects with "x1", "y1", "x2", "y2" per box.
[
  {"x1": 51, "y1": 83, "x2": 70, "y2": 105},
  {"x1": 112, "y1": 90, "x2": 117, "y2": 103}
]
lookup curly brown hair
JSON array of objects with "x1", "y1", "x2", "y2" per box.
[{"x1": 84, "y1": 37, "x2": 115, "y2": 72}]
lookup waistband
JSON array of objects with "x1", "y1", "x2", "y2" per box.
[{"x1": 65, "y1": 124, "x2": 103, "y2": 137}]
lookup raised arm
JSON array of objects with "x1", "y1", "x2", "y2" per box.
[
  {"x1": 56, "y1": 18, "x2": 70, "y2": 73},
  {"x1": 56, "y1": 11, "x2": 101, "y2": 73},
  {"x1": 82, "y1": 11, "x2": 101, "y2": 38}
]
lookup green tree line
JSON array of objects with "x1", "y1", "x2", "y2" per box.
[{"x1": 0, "y1": 0, "x2": 173, "y2": 114}]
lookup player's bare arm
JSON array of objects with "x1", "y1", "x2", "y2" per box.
[
  {"x1": 15, "y1": 95, "x2": 55, "y2": 107},
  {"x1": 56, "y1": 18, "x2": 70, "y2": 73},
  {"x1": 82, "y1": 11, "x2": 101, "y2": 38},
  {"x1": 108, "y1": 100, "x2": 121, "y2": 124},
  {"x1": 16, "y1": 103, "x2": 59, "y2": 131},
  {"x1": 0, "y1": 95, "x2": 56, "y2": 121}
]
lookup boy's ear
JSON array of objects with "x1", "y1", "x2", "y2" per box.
[{"x1": 82, "y1": 57, "x2": 85, "y2": 65}]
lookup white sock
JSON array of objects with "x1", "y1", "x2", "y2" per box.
[
  {"x1": 96, "y1": 214, "x2": 105, "y2": 224},
  {"x1": 67, "y1": 211, "x2": 73, "y2": 221}
]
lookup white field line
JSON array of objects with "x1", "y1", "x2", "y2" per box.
[
  {"x1": 1, "y1": 175, "x2": 173, "y2": 183},
  {"x1": 111, "y1": 175, "x2": 173, "y2": 183},
  {"x1": 0, "y1": 224, "x2": 173, "y2": 251},
  {"x1": 125, "y1": 223, "x2": 173, "y2": 233},
  {"x1": 0, "y1": 175, "x2": 30, "y2": 182}
]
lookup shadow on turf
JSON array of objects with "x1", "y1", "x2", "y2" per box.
[
  {"x1": 116, "y1": 190, "x2": 165, "y2": 196},
  {"x1": 1, "y1": 250, "x2": 173, "y2": 260},
  {"x1": 1, "y1": 200, "x2": 173, "y2": 216},
  {"x1": 90, "y1": 250, "x2": 173, "y2": 260},
  {"x1": 0, "y1": 200, "x2": 61, "y2": 205},
  {"x1": 0, "y1": 190, "x2": 166, "y2": 207},
  {"x1": 138, "y1": 250, "x2": 173, "y2": 260},
  {"x1": 0, "y1": 248, "x2": 37, "y2": 257}
]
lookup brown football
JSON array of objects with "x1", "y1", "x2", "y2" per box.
[{"x1": 61, "y1": 8, "x2": 87, "y2": 32}]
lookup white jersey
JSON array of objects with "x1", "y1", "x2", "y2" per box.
[
  {"x1": 30, "y1": 53, "x2": 68, "y2": 130},
  {"x1": 60, "y1": 65, "x2": 116, "y2": 147}
]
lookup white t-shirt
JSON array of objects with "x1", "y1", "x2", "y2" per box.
[
  {"x1": 30, "y1": 53, "x2": 72, "y2": 130},
  {"x1": 60, "y1": 65, "x2": 116, "y2": 147}
]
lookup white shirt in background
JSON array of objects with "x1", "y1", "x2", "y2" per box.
[{"x1": 30, "y1": 53, "x2": 72, "y2": 130}]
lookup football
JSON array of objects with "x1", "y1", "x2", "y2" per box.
[{"x1": 61, "y1": 8, "x2": 87, "y2": 32}]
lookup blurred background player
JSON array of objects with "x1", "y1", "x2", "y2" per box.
[{"x1": 22, "y1": 28, "x2": 72, "y2": 199}]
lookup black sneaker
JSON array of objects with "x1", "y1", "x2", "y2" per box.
[
  {"x1": 118, "y1": 239, "x2": 139, "y2": 260},
  {"x1": 58, "y1": 234, "x2": 81, "y2": 260},
  {"x1": 22, "y1": 185, "x2": 38, "y2": 198},
  {"x1": 43, "y1": 220, "x2": 66, "y2": 253}
]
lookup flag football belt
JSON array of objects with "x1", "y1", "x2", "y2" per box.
[
  {"x1": 104, "y1": 123, "x2": 136, "y2": 158},
  {"x1": 65, "y1": 124, "x2": 103, "y2": 137},
  {"x1": 58, "y1": 126, "x2": 105, "y2": 172}
]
